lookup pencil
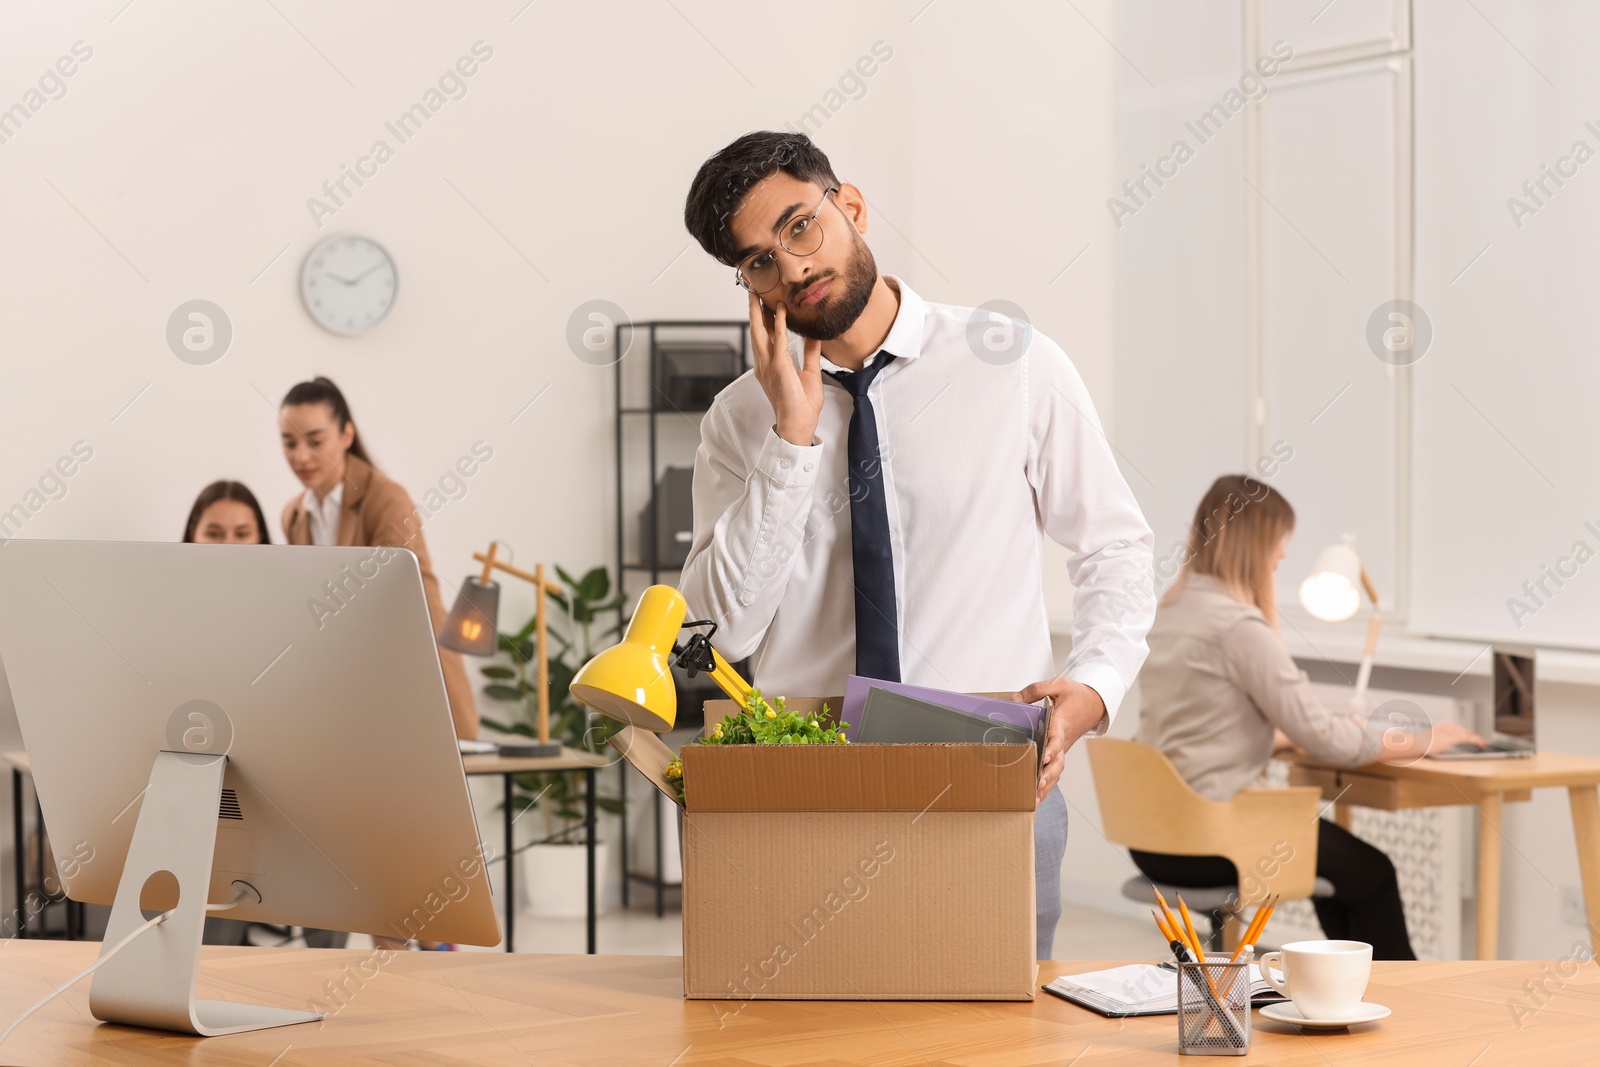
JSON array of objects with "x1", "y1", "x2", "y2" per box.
[
  {"x1": 1227, "y1": 909, "x2": 1260, "y2": 963},
  {"x1": 1167, "y1": 893, "x2": 1235, "y2": 1020},
  {"x1": 1176, "y1": 895, "x2": 1205, "y2": 960},
  {"x1": 1258, "y1": 896, "x2": 1279, "y2": 942},
  {"x1": 1152, "y1": 888, "x2": 1195, "y2": 957},
  {"x1": 1152, "y1": 910, "x2": 1191, "y2": 963},
  {"x1": 1228, "y1": 897, "x2": 1269, "y2": 963},
  {"x1": 1228, "y1": 894, "x2": 1280, "y2": 963}
]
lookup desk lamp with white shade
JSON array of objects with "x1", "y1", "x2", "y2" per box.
[{"x1": 1298, "y1": 534, "x2": 1381, "y2": 712}]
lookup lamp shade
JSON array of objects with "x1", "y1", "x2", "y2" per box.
[
  {"x1": 1299, "y1": 536, "x2": 1362, "y2": 622},
  {"x1": 570, "y1": 584, "x2": 686, "y2": 732},
  {"x1": 438, "y1": 576, "x2": 501, "y2": 656}
]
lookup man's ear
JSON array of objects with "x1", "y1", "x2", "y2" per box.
[{"x1": 834, "y1": 182, "x2": 869, "y2": 236}]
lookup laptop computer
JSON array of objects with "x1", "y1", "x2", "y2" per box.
[{"x1": 1431, "y1": 649, "x2": 1536, "y2": 760}]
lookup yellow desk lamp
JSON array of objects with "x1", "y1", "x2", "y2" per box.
[
  {"x1": 438, "y1": 542, "x2": 565, "y2": 757},
  {"x1": 570, "y1": 584, "x2": 752, "y2": 732},
  {"x1": 1299, "y1": 534, "x2": 1380, "y2": 712}
]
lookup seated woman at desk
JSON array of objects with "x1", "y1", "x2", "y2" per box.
[
  {"x1": 182, "y1": 481, "x2": 269, "y2": 946},
  {"x1": 277, "y1": 376, "x2": 479, "y2": 742},
  {"x1": 1131, "y1": 474, "x2": 1480, "y2": 960},
  {"x1": 183, "y1": 480, "x2": 272, "y2": 544}
]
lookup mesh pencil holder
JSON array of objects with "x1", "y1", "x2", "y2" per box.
[{"x1": 1177, "y1": 956, "x2": 1251, "y2": 1056}]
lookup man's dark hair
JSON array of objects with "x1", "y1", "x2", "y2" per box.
[{"x1": 684, "y1": 131, "x2": 841, "y2": 267}]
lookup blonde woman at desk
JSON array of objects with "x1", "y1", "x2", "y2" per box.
[{"x1": 1131, "y1": 475, "x2": 1481, "y2": 960}]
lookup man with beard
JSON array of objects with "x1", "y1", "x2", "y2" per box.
[{"x1": 677, "y1": 132, "x2": 1156, "y2": 959}]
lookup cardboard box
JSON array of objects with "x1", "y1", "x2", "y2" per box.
[{"x1": 610, "y1": 696, "x2": 1039, "y2": 1001}]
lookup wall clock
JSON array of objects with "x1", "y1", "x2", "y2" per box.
[{"x1": 300, "y1": 234, "x2": 397, "y2": 335}]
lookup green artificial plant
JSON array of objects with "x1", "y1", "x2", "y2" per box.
[{"x1": 479, "y1": 564, "x2": 627, "y2": 843}]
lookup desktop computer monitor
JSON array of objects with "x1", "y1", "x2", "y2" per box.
[{"x1": 0, "y1": 539, "x2": 500, "y2": 1036}]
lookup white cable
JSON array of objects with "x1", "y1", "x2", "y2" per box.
[
  {"x1": 0, "y1": 908, "x2": 171, "y2": 1048},
  {"x1": 0, "y1": 886, "x2": 248, "y2": 1048}
]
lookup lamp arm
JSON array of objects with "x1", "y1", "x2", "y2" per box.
[
  {"x1": 1358, "y1": 564, "x2": 1380, "y2": 608},
  {"x1": 464, "y1": 545, "x2": 567, "y2": 752},
  {"x1": 674, "y1": 619, "x2": 754, "y2": 706},
  {"x1": 471, "y1": 551, "x2": 565, "y2": 596},
  {"x1": 706, "y1": 648, "x2": 753, "y2": 706},
  {"x1": 1351, "y1": 566, "x2": 1382, "y2": 712}
]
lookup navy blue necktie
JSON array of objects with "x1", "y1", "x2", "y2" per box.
[{"x1": 826, "y1": 352, "x2": 901, "y2": 682}]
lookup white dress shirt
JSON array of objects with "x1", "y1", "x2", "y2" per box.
[
  {"x1": 677, "y1": 276, "x2": 1156, "y2": 725},
  {"x1": 302, "y1": 482, "x2": 344, "y2": 547}
]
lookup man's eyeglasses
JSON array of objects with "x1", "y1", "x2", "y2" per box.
[{"x1": 733, "y1": 185, "x2": 840, "y2": 295}]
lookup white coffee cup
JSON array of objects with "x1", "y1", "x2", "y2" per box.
[{"x1": 1258, "y1": 940, "x2": 1373, "y2": 1020}]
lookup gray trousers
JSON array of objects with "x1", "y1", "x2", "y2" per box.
[{"x1": 1035, "y1": 785, "x2": 1068, "y2": 960}]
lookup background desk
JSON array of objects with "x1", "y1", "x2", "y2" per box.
[
  {"x1": 461, "y1": 748, "x2": 608, "y2": 954},
  {"x1": 5, "y1": 747, "x2": 610, "y2": 955},
  {"x1": 1, "y1": 943, "x2": 1597, "y2": 1065},
  {"x1": 1286, "y1": 750, "x2": 1600, "y2": 959}
]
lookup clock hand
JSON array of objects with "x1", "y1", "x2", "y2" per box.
[
  {"x1": 348, "y1": 261, "x2": 388, "y2": 283},
  {"x1": 324, "y1": 273, "x2": 356, "y2": 285}
]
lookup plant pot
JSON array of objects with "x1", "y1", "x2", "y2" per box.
[{"x1": 521, "y1": 841, "x2": 610, "y2": 919}]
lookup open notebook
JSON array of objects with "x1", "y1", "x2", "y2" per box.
[{"x1": 1044, "y1": 963, "x2": 1287, "y2": 1017}]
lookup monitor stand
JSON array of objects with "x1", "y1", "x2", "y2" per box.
[{"x1": 88, "y1": 749, "x2": 324, "y2": 1036}]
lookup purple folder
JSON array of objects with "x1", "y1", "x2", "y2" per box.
[{"x1": 840, "y1": 676, "x2": 1046, "y2": 733}]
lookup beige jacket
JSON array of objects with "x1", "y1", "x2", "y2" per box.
[
  {"x1": 282, "y1": 454, "x2": 479, "y2": 740},
  {"x1": 1135, "y1": 572, "x2": 1373, "y2": 801}
]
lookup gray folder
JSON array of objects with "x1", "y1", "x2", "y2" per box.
[{"x1": 856, "y1": 687, "x2": 1047, "y2": 772}]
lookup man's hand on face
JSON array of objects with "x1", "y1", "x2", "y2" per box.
[
  {"x1": 749, "y1": 291, "x2": 824, "y2": 446},
  {"x1": 1014, "y1": 677, "x2": 1108, "y2": 806}
]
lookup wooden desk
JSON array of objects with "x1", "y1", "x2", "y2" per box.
[
  {"x1": 0, "y1": 943, "x2": 1596, "y2": 1065},
  {"x1": 1285, "y1": 750, "x2": 1600, "y2": 959},
  {"x1": 4, "y1": 747, "x2": 611, "y2": 955}
]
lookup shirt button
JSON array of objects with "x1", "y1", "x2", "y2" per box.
[
  {"x1": 804, "y1": 462, "x2": 814, "y2": 472},
  {"x1": 760, "y1": 533, "x2": 771, "y2": 542},
  {"x1": 779, "y1": 459, "x2": 791, "y2": 470}
]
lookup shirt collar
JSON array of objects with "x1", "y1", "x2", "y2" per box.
[
  {"x1": 818, "y1": 274, "x2": 925, "y2": 375},
  {"x1": 302, "y1": 481, "x2": 344, "y2": 518}
]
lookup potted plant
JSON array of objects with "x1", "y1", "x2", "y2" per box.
[
  {"x1": 479, "y1": 564, "x2": 627, "y2": 919},
  {"x1": 664, "y1": 691, "x2": 850, "y2": 803}
]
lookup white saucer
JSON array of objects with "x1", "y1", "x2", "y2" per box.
[{"x1": 1258, "y1": 1001, "x2": 1391, "y2": 1029}]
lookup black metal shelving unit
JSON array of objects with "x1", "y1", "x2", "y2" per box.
[{"x1": 612, "y1": 320, "x2": 752, "y2": 916}]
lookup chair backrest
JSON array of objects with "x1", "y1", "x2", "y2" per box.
[{"x1": 1086, "y1": 737, "x2": 1322, "y2": 904}]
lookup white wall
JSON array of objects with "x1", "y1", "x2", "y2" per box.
[
  {"x1": 1081, "y1": 0, "x2": 1600, "y2": 963},
  {"x1": 0, "y1": 1, "x2": 1117, "y2": 922},
  {"x1": 1409, "y1": 0, "x2": 1600, "y2": 651},
  {"x1": 905, "y1": 0, "x2": 1119, "y2": 628}
]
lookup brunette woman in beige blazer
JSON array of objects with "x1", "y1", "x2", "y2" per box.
[{"x1": 277, "y1": 377, "x2": 479, "y2": 741}]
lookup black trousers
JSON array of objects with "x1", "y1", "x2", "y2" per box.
[{"x1": 1129, "y1": 818, "x2": 1416, "y2": 960}]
